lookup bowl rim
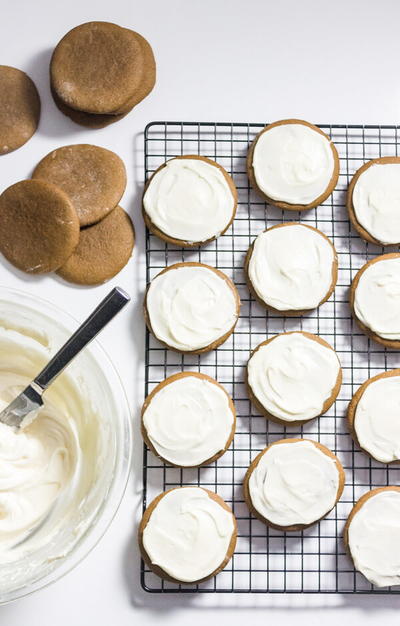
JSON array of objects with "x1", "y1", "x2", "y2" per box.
[{"x1": 0, "y1": 285, "x2": 133, "y2": 604}]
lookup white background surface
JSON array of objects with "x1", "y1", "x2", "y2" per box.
[{"x1": 1, "y1": 0, "x2": 400, "y2": 623}]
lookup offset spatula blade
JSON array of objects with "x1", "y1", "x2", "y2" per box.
[{"x1": 0, "y1": 384, "x2": 43, "y2": 430}]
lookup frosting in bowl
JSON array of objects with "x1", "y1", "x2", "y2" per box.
[
  {"x1": 143, "y1": 157, "x2": 236, "y2": 243},
  {"x1": 248, "y1": 224, "x2": 336, "y2": 311},
  {"x1": 252, "y1": 122, "x2": 335, "y2": 205}
]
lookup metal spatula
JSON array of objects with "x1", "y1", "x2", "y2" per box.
[{"x1": 0, "y1": 286, "x2": 130, "y2": 430}]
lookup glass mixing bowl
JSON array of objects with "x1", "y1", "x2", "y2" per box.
[{"x1": 0, "y1": 287, "x2": 132, "y2": 604}]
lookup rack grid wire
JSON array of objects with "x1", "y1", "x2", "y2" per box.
[{"x1": 142, "y1": 121, "x2": 400, "y2": 594}]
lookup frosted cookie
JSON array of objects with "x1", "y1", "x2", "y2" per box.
[
  {"x1": 347, "y1": 157, "x2": 400, "y2": 245},
  {"x1": 244, "y1": 438, "x2": 344, "y2": 531},
  {"x1": 32, "y1": 144, "x2": 127, "y2": 227},
  {"x1": 141, "y1": 372, "x2": 236, "y2": 467},
  {"x1": 138, "y1": 486, "x2": 237, "y2": 584},
  {"x1": 0, "y1": 66, "x2": 40, "y2": 155},
  {"x1": 350, "y1": 253, "x2": 400, "y2": 349},
  {"x1": 51, "y1": 22, "x2": 155, "y2": 116},
  {"x1": 245, "y1": 223, "x2": 337, "y2": 314},
  {"x1": 344, "y1": 486, "x2": 400, "y2": 587},
  {"x1": 246, "y1": 331, "x2": 342, "y2": 425},
  {"x1": 247, "y1": 119, "x2": 339, "y2": 211},
  {"x1": 348, "y1": 369, "x2": 400, "y2": 463},
  {"x1": 143, "y1": 156, "x2": 237, "y2": 247},
  {"x1": 144, "y1": 262, "x2": 240, "y2": 354},
  {"x1": 0, "y1": 179, "x2": 79, "y2": 274},
  {"x1": 57, "y1": 206, "x2": 135, "y2": 285}
]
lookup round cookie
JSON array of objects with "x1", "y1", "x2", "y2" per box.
[
  {"x1": 347, "y1": 157, "x2": 400, "y2": 246},
  {"x1": 0, "y1": 65, "x2": 40, "y2": 155},
  {"x1": 344, "y1": 486, "x2": 400, "y2": 587},
  {"x1": 350, "y1": 253, "x2": 400, "y2": 349},
  {"x1": 138, "y1": 486, "x2": 237, "y2": 584},
  {"x1": 347, "y1": 369, "x2": 400, "y2": 463},
  {"x1": 141, "y1": 372, "x2": 236, "y2": 467},
  {"x1": 32, "y1": 144, "x2": 127, "y2": 227},
  {"x1": 247, "y1": 119, "x2": 339, "y2": 211},
  {"x1": 57, "y1": 206, "x2": 134, "y2": 285},
  {"x1": 144, "y1": 262, "x2": 240, "y2": 354},
  {"x1": 244, "y1": 438, "x2": 345, "y2": 531},
  {"x1": 50, "y1": 22, "x2": 155, "y2": 115},
  {"x1": 245, "y1": 222, "x2": 337, "y2": 315},
  {"x1": 246, "y1": 331, "x2": 342, "y2": 426},
  {"x1": 142, "y1": 155, "x2": 237, "y2": 247},
  {"x1": 0, "y1": 179, "x2": 79, "y2": 274}
]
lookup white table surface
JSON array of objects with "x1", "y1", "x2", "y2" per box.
[{"x1": 1, "y1": 0, "x2": 400, "y2": 623}]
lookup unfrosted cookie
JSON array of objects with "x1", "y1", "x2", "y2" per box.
[
  {"x1": 0, "y1": 65, "x2": 40, "y2": 155},
  {"x1": 143, "y1": 156, "x2": 237, "y2": 247},
  {"x1": 347, "y1": 157, "x2": 400, "y2": 245},
  {"x1": 141, "y1": 372, "x2": 236, "y2": 467},
  {"x1": 32, "y1": 144, "x2": 127, "y2": 227},
  {"x1": 144, "y1": 262, "x2": 240, "y2": 354},
  {"x1": 57, "y1": 206, "x2": 134, "y2": 285},
  {"x1": 247, "y1": 119, "x2": 339, "y2": 210},
  {"x1": 244, "y1": 438, "x2": 344, "y2": 531},
  {"x1": 50, "y1": 22, "x2": 155, "y2": 115},
  {"x1": 245, "y1": 222, "x2": 337, "y2": 314},
  {"x1": 0, "y1": 179, "x2": 79, "y2": 273},
  {"x1": 246, "y1": 331, "x2": 342, "y2": 425},
  {"x1": 348, "y1": 369, "x2": 400, "y2": 463},
  {"x1": 138, "y1": 486, "x2": 237, "y2": 584},
  {"x1": 350, "y1": 253, "x2": 400, "y2": 349},
  {"x1": 344, "y1": 486, "x2": 400, "y2": 587}
]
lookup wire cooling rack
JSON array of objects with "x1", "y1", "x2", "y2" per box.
[{"x1": 142, "y1": 121, "x2": 400, "y2": 594}]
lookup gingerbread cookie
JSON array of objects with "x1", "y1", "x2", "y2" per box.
[
  {"x1": 246, "y1": 331, "x2": 342, "y2": 426},
  {"x1": 141, "y1": 372, "x2": 236, "y2": 467},
  {"x1": 244, "y1": 438, "x2": 344, "y2": 531},
  {"x1": 139, "y1": 486, "x2": 237, "y2": 584},
  {"x1": 247, "y1": 119, "x2": 339, "y2": 211},
  {"x1": 0, "y1": 179, "x2": 79, "y2": 273},
  {"x1": 143, "y1": 156, "x2": 237, "y2": 247},
  {"x1": 57, "y1": 206, "x2": 134, "y2": 285},
  {"x1": 32, "y1": 144, "x2": 127, "y2": 227},
  {"x1": 245, "y1": 223, "x2": 337, "y2": 315},
  {"x1": 144, "y1": 262, "x2": 240, "y2": 354},
  {"x1": 0, "y1": 65, "x2": 40, "y2": 155}
]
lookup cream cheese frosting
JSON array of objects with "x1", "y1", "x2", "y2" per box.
[
  {"x1": 354, "y1": 374, "x2": 400, "y2": 463},
  {"x1": 143, "y1": 157, "x2": 236, "y2": 243},
  {"x1": 142, "y1": 374, "x2": 234, "y2": 466},
  {"x1": 353, "y1": 256, "x2": 400, "y2": 340},
  {"x1": 252, "y1": 122, "x2": 335, "y2": 205},
  {"x1": 248, "y1": 224, "x2": 335, "y2": 311},
  {"x1": 142, "y1": 487, "x2": 235, "y2": 582},
  {"x1": 146, "y1": 264, "x2": 238, "y2": 352},
  {"x1": 352, "y1": 162, "x2": 400, "y2": 244},
  {"x1": 248, "y1": 440, "x2": 340, "y2": 527},
  {"x1": 247, "y1": 332, "x2": 341, "y2": 422},
  {"x1": 347, "y1": 490, "x2": 400, "y2": 587}
]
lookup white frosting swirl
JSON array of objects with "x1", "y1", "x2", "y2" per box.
[
  {"x1": 247, "y1": 332, "x2": 340, "y2": 422},
  {"x1": 248, "y1": 224, "x2": 335, "y2": 311},
  {"x1": 252, "y1": 122, "x2": 335, "y2": 205},
  {"x1": 353, "y1": 162, "x2": 400, "y2": 244},
  {"x1": 142, "y1": 487, "x2": 235, "y2": 582},
  {"x1": 354, "y1": 374, "x2": 400, "y2": 463},
  {"x1": 248, "y1": 440, "x2": 340, "y2": 527},
  {"x1": 347, "y1": 490, "x2": 400, "y2": 587},
  {"x1": 143, "y1": 158, "x2": 235, "y2": 243},
  {"x1": 142, "y1": 374, "x2": 235, "y2": 466},
  {"x1": 353, "y1": 256, "x2": 400, "y2": 340},
  {"x1": 146, "y1": 264, "x2": 238, "y2": 352}
]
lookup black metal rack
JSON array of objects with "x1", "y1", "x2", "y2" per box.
[{"x1": 142, "y1": 121, "x2": 400, "y2": 594}]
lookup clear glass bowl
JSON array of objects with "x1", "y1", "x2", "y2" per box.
[{"x1": 0, "y1": 287, "x2": 132, "y2": 604}]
